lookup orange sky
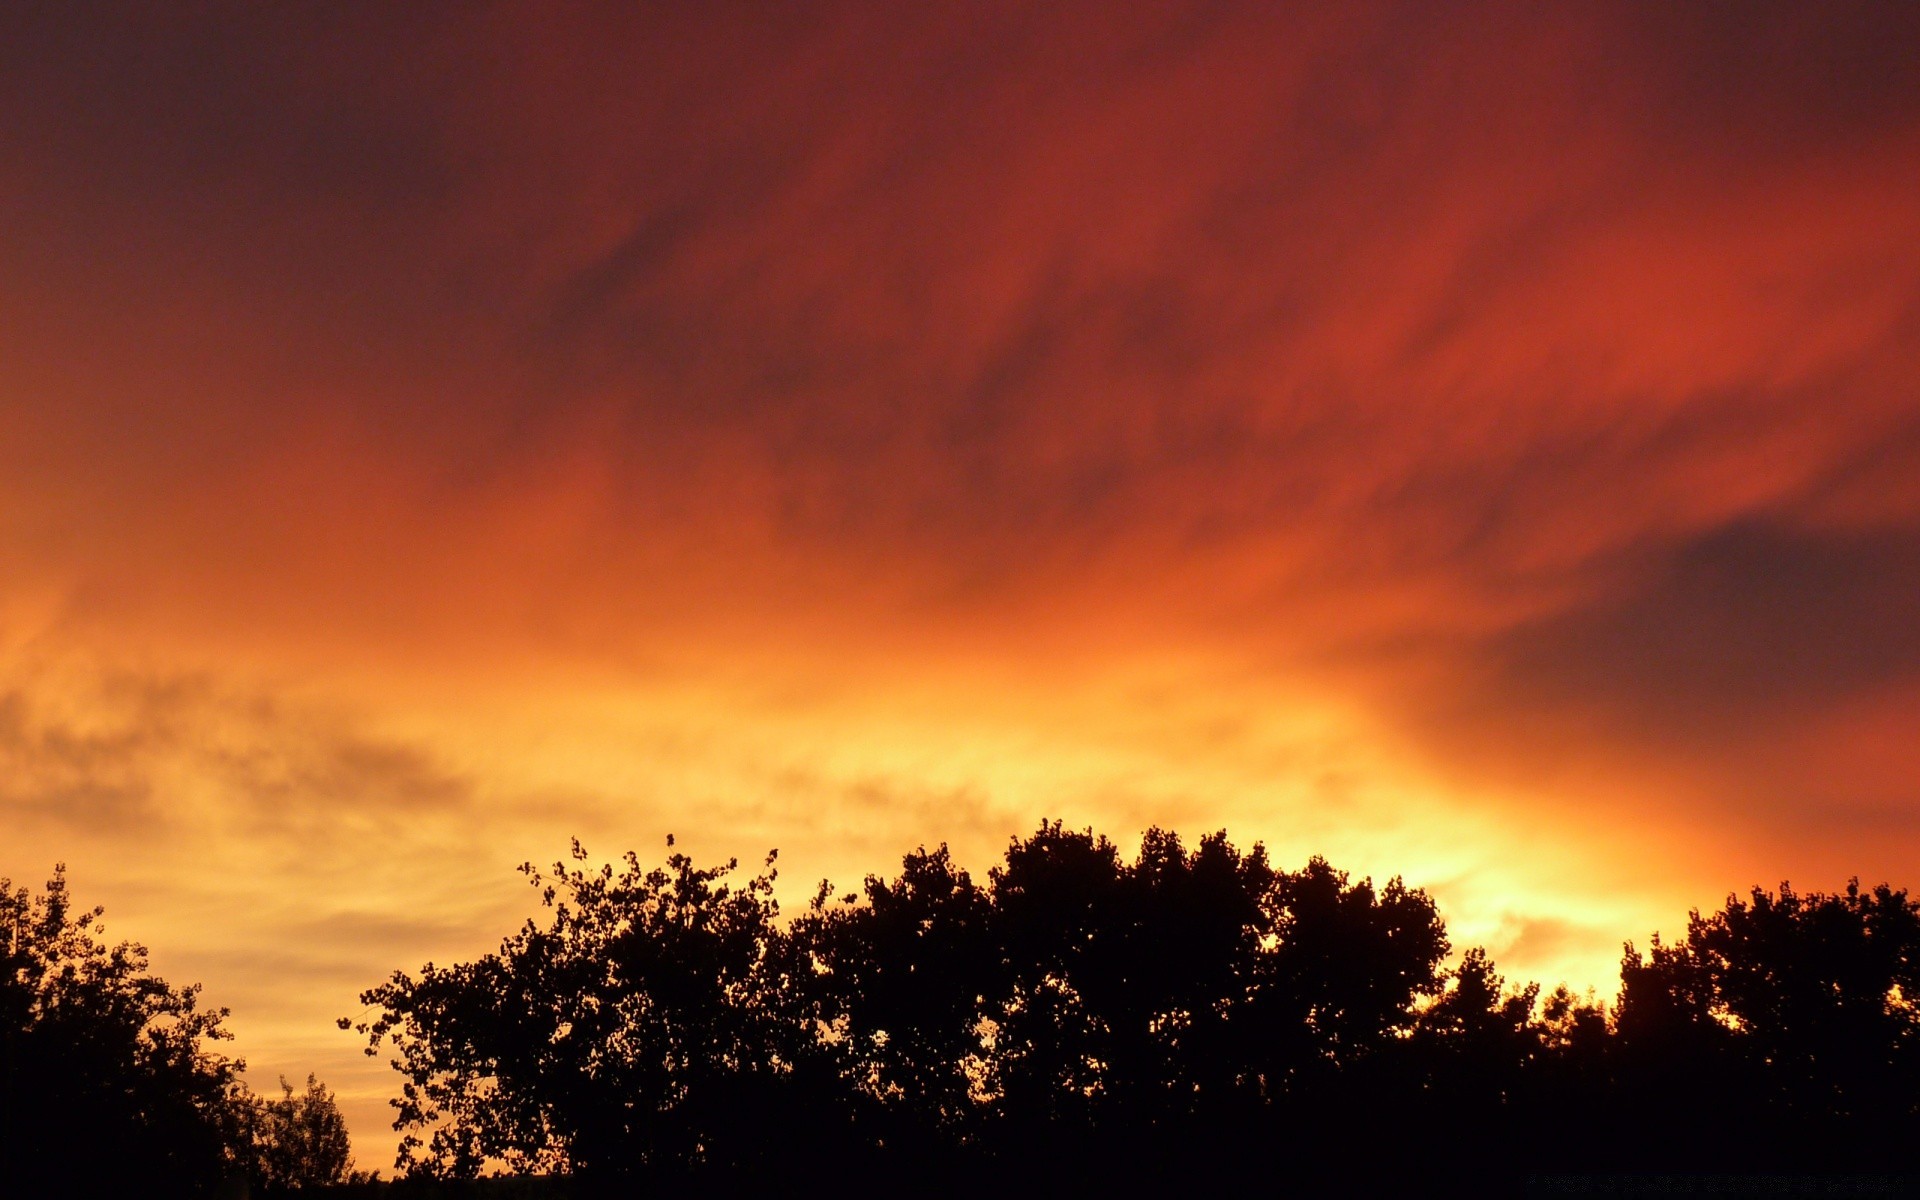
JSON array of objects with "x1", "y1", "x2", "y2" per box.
[{"x1": 4, "y1": 1, "x2": 1920, "y2": 1161}]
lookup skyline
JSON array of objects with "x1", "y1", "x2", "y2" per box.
[{"x1": 4, "y1": 2, "x2": 1920, "y2": 1156}]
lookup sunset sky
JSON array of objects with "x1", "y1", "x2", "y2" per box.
[{"x1": 5, "y1": 1, "x2": 1920, "y2": 1157}]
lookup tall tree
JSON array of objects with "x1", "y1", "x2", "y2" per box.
[
  {"x1": 250, "y1": 1073, "x2": 359, "y2": 1190},
  {"x1": 1, "y1": 867, "x2": 250, "y2": 1196},
  {"x1": 350, "y1": 839, "x2": 820, "y2": 1180},
  {"x1": 1614, "y1": 879, "x2": 1920, "y2": 1168},
  {"x1": 795, "y1": 844, "x2": 1000, "y2": 1160}
]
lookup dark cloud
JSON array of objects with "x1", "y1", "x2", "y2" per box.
[
  {"x1": 1621, "y1": 0, "x2": 1920, "y2": 159},
  {"x1": 1483, "y1": 516, "x2": 1920, "y2": 744},
  {"x1": 0, "y1": 5, "x2": 459, "y2": 219}
]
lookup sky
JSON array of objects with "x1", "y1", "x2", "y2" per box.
[{"x1": 4, "y1": 0, "x2": 1920, "y2": 1161}]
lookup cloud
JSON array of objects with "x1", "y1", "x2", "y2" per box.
[
  {"x1": 1487, "y1": 518, "x2": 1920, "y2": 739},
  {"x1": 5, "y1": 4, "x2": 1917, "y2": 648},
  {"x1": 1483, "y1": 915, "x2": 1611, "y2": 983},
  {"x1": 0, "y1": 673, "x2": 206, "y2": 834},
  {"x1": 0, "y1": 662, "x2": 476, "y2": 843}
]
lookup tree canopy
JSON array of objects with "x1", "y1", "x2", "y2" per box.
[
  {"x1": 351, "y1": 826, "x2": 1920, "y2": 1186},
  {"x1": 251, "y1": 1072, "x2": 362, "y2": 1190},
  {"x1": 1612, "y1": 879, "x2": 1920, "y2": 1170},
  {"x1": 2, "y1": 867, "x2": 247, "y2": 1195},
  {"x1": 2, "y1": 867, "x2": 367, "y2": 1195},
  {"x1": 352, "y1": 825, "x2": 1503, "y2": 1186},
  {"x1": 19, "y1": 828, "x2": 1913, "y2": 1190}
]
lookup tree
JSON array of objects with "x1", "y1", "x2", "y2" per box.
[
  {"x1": 1241, "y1": 854, "x2": 1450, "y2": 1084},
  {"x1": 982, "y1": 825, "x2": 1284, "y2": 1145},
  {"x1": 1401, "y1": 947, "x2": 1552, "y2": 1164},
  {"x1": 350, "y1": 838, "x2": 821, "y2": 1181},
  {"x1": 250, "y1": 1073, "x2": 360, "y2": 1190},
  {"x1": 793, "y1": 843, "x2": 1000, "y2": 1160},
  {"x1": 1, "y1": 866, "x2": 250, "y2": 1196},
  {"x1": 1612, "y1": 879, "x2": 1920, "y2": 1168},
  {"x1": 353, "y1": 825, "x2": 1465, "y2": 1187},
  {"x1": 1692, "y1": 879, "x2": 1920, "y2": 1123}
]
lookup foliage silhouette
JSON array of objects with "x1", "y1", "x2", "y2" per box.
[
  {"x1": 354, "y1": 825, "x2": 1467, "y2": 1186},
  {"x1": 1, "y1": 866, "x2": 250, "y2": 1196},
  {"x1": 348, "y1": 829, "x2": 1920, "y2": 1188},
  {"x1": 12, "y1": 829, "x2": 1915, "y2": 1190},
  {"x1": 250, "y1": 1072, "x2": 366, "y2": 1190},
  {"x1": 350, "y1": 838, "x2": 827, "y2": 1182},
  {"x1": 791, "y1": 842, "x2": 997, "y2": 1164},
  {"x1": 1612, "y1": 878, "x2": 1920, "y2": 1170}
]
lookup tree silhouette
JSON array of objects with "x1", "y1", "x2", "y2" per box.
[
  {"x1": 346, "y1": 825, "x2": 1920, "y2": 1186},
  {"x1": 350, "y1": 838, "x2": 822, "y2": 1181},
  {"x1": 793, "y1": 843, "x2": 999, "y2": 1164},
  {"x1": 355, "y1": 824, "x2": 1465, "y2": 1187},
  {"x1": 33, "y1": 819, "x2": 1920, "y2": 1189},
  {"x1": 249, "y1": 1072, "x2": 361, "y2": 1190},
  {"x1": 1612, "y1": 879, "x2": 1920, "y2": 1169},
  {"x1": 981, "y1": 823, "x2": 1296, "y2": 1169},
  {"x1": 1, "y1": 867, "x2": 250, "y2": 1197}
]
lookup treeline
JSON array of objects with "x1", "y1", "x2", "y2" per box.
[
  {"x1": 1, "y1": 869, "x2": 366, "y2": 1196},
  {"x1": 344, "y1": 824, "x2": 1920, "y2": 1190},
  {"x1": 9, "y1": 826, "x2": 1920, "y2": 1194}
]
